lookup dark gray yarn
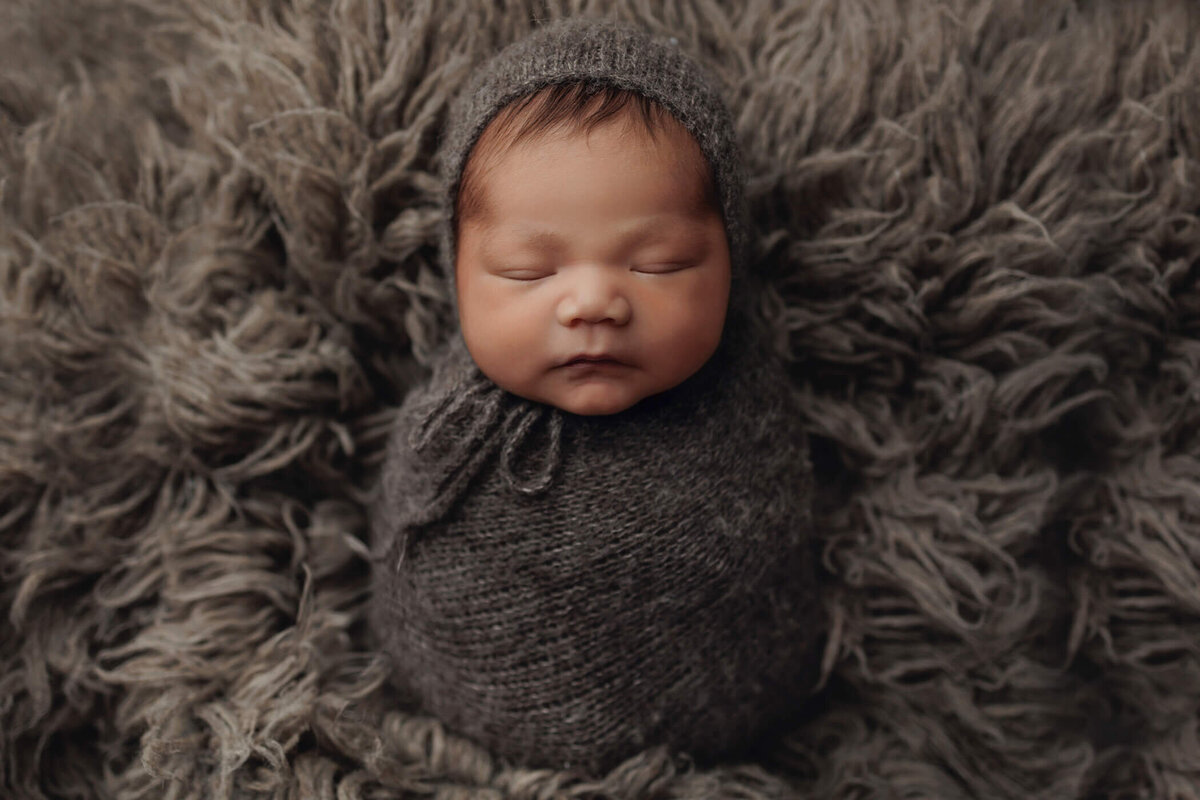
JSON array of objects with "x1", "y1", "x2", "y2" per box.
[
  {"x1": 368, "y1": 16, "x2": 823, "y2": 775},
  {"x1": 368, "y1": 309, "x2": 822, "y2": 774}
]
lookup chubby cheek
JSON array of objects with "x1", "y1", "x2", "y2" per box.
[
  {"x1": 643, "y1": 273, "x2": 728, "y2": 380},
  {"x1": 459, "y1": 282, "x2": 545, "y2": 387}
]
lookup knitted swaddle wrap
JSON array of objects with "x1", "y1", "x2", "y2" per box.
[
  {"x1": 367, "y1": 16, "x2": 823, "y2": 773},
  {"x1": 368, "y1": 313, "x2": 822, "y2": 773}
]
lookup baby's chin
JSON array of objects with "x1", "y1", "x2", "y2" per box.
[
  {"x1": 551, "y1": 392, "x2": 640, "y2": 416},
  {"x1": 498, "y1": 377, "x2": 647, "y2": 416},
  {"x1": 539, "y1": 385, "x2": 645, "y2": 416}
]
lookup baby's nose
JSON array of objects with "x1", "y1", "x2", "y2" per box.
[{"x1": 555, "y1": 267, "x2": 631, "y2": 326}]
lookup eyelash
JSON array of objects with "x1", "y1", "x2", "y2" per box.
[
  {"x1": 501, "y1": 264, "x2": 689, "y2": 281},
  {"x1": 635, "y1": 263, "x2": 688, "y2": 275}
]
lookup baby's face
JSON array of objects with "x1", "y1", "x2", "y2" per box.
[{"x1": 455, "y1": 118, "x2": 731, "y2": 415}]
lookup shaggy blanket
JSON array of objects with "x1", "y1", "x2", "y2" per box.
[{"x1": 2, "y1": 0, "x2": 1198, "y2": 797}]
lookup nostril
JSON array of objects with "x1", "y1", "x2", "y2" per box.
[{"x1": 560, "y1": 297, "x2": 628, "y2": 325}]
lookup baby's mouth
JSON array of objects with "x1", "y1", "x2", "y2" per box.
[{"x1": 560, "y1": 354, "x2": 625, "y2": 368}]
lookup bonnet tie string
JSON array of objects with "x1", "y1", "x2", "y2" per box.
[
  {"x1": 497, "y1": 403, "x2": 563, "y2": 495},
  {"x1": 392, "y1": 369, "x2": 564, "y2": 571}
]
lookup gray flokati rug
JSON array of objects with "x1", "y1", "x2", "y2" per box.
[{"x1": 3, "y1": 0, "x2": 1199, "y2": 797}]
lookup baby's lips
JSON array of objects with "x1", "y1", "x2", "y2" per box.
[{"x1": 557, "y1": 352, "x2": 627, "y2": 367}]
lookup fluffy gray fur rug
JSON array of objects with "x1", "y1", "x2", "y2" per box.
[{"x1": 3, "y1": 0, "x2": 1199, "y2": 797}]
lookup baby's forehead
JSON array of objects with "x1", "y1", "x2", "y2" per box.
[
  {"x1": 481, "y1": 107, "x2": 686, "y2": 165},
  {"x1": 462, "y1": 106, "x2": 716, "y2": 224}
]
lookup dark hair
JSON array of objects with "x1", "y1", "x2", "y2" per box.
[{"x1": 453, "y1": 80, "x2": 718, "y2": 236}]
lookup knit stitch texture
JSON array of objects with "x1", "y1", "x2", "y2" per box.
[{"x1": 368, "y1": 313, "x2": 822, "y2": 774}]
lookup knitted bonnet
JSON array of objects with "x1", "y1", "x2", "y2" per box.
[
  {"x1": 435, "y1": 15, "x2": 759, "y2": 327},
  {"x1": 368, "y1": 16, "x2": 823, "y2": 776}
]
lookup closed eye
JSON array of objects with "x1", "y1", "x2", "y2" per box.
[
  {"x1": 632, "y1": 262, "x2": 692, "y2": 274},
  {"x1": 499, "y1": 270, "x2": 550, "y2": 281}
]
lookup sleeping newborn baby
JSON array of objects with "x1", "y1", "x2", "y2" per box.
[{"x1": 369, "y1": 18, "x2": 824, "y2": 775}]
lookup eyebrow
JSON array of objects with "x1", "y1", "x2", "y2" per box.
[{"x1": 480, "y1": 214, "x2": 705, "y2": 255}]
